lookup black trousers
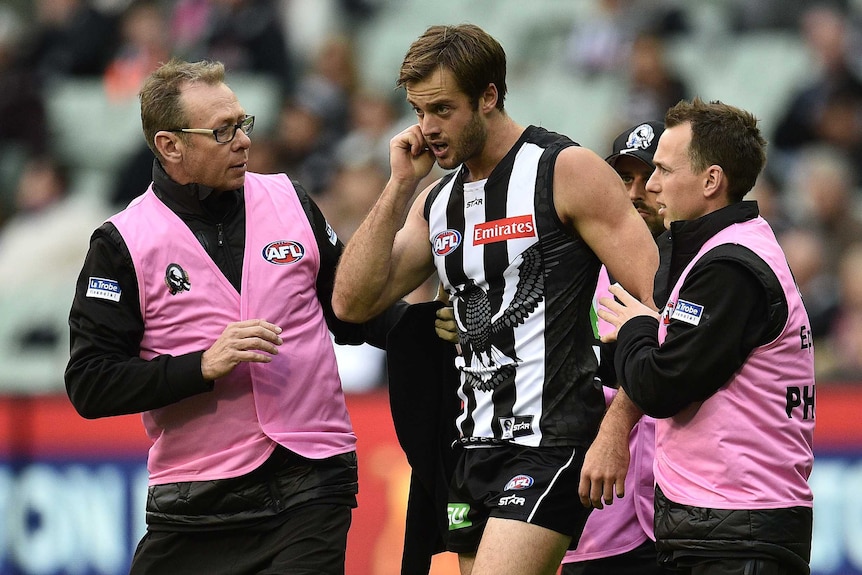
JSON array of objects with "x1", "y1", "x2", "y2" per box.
[
  {"x1": 561, "y1": 539, "x2": 667, "y2": 575},
  {"x1": 129, "y1": 503, "x2": 352, "y2": 575},
  {"x1": 661, "y1": 556, "x2": 795, "y2": 575}
]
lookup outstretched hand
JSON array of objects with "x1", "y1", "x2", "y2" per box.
[{"x1": 201, "y1": 319, "x2": 283, "y2": 381}]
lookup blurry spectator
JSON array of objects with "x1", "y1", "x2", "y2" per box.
[
  {"x1": 563, "y1": 0, "x2": 632, "y2": 76},
  {"x1": 0, "y1": 154, "x2": 110, "y2": 293},
  {"x1": 785, "y1": 145, "x2": 862, "y2": 275},
  {"x1": 297, "y1": 35, "x2": 356, "y2": 139},
  {"x1": 273, "y1": 97, "x2": 332, "y2": 195},
  {"x1": 727, "y1": 0, "x2": 813, "y2": 31},
  {"x1": 778, "y1": 227, "x2": 840, "y2": 339},
  {"x1": 272, "y1": 35, "x2": 358, "y2": 195},
  {"x1": 168, "y1": 0, "x2": 212, "y2": 57},
  {"x1": 0, "y1": 4, "x2": 49, "y2": 221},
  {"x1": 244, "y1": 133, "x2": 283, "y2": 175},
  {"x1": 318, "y1": 162, "x2": 387, "y2": 242},
  {"x1": 110, "y1": 143, "x2": 155, "y2": 209},
  {"x1": 618, "y1": 31, "x2": 689, "y2": 130},
  {"x1": 821, "y1": 242, "x2": 862, "y2": 380},
  {"x1": 0, "y1": 5, "x2": 48, "y2": 156},
  {"x1": 334, "y1": 90, "x2": 400, "y2": 175},
  {"x1": 749, "y1": 170, "x2": 793, "y2": 237},
  {"x1": 179, "y1": 0, "x2": 296, "y2": 97},
  {"x1": 563, "y1": 0, "x2": 688, "y2": 77},
  {"x1": 103, "y1": 0, "x2": 172, "y2": 101},
  {"x1": 20, "y1": 0, "x2": 118, "y2": 81},
  {"x1": 772, "y1": 4, "x2": 862, "y2": 186}
]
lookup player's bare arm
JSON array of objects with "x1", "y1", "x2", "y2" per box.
[
  {"x1": 332, "y1": 125, "x2": 439, "y2": 323},
  {"x1": 578, "y1": 388, "x2": 643, "y2": 508},
  {"x1": 551, "y1": 146, "x2": 656, "y2": 509},
  {"x1": 553, "y1": 146, "x2": 658, "y2": 309}
]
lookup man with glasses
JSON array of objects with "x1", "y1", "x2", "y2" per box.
[{"x1": 65, "y1": 58, "x2": 398, "y2": 575}]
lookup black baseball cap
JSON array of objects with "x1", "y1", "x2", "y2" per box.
[{"x1": 605, "y1": 121, "x2": 665, "y2": 169}]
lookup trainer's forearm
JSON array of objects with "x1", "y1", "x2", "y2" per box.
[{"x1": 332, "y1": 179, "x2": 418, "y2": 322}]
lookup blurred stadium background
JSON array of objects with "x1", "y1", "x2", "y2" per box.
[{"x1": 0, "y1": 0, "x2": 860, "y2": 573}]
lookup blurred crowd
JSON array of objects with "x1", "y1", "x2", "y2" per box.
[{"x1": 0, "y1": 0, "x2": 861, "y2": 390}]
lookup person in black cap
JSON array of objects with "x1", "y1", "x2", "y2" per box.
[
  {"x1": 563, "y1": 121, "x2": 669, "y2": 575},
  {"x1": 605, "y1": 121, "x2": 667, "y2": 238}
]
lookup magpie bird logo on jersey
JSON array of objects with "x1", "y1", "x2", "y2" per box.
[
  {"x1": 453, "y1": 243, "x2": 544, "y2": 391},
  {"x1": 165, "y1": 263, "x2": 191, "y2": 295},
  {"x1": 500, "y1": 415, "x2": 534, "y2": 440}
]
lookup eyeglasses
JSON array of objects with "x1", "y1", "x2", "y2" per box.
[{"x1": 168, "y1": 115, "x2": 255, "y2": 144}]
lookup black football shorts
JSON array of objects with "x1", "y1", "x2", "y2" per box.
[{"x1": 446, "y1": 443, "x2": 592, "y2": 554}]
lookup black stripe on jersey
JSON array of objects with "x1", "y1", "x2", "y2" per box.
[
  {"x1": 533, "y1": 139, "x2": 605, "y2": 445},
  {"x1": 438, "y1": 170, "x2": 477, "y2": 439},
  {"x1": 483, "y1": 162, "x2": 519, "y2": 438}
]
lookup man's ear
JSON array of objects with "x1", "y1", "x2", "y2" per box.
[
  {"x1": 154, "y1": 131, "x2": 183, "y2": 165},
  {"x1": 703, "y1": 164, "x2": 725, "y2": 200},
  {"x1": 480, "y1": 83, "x2": 498, "y2": 113}
]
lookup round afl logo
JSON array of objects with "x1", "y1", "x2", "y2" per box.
[
  {"x1": 503, "y1": 475, "x2": 534, "y2": 491},
  {"x1": 433, "y1": 229, "x2": 462, "y2": 256},
  {"x1": 263, "y1": 240, "x2": 305, "y2": 265}
]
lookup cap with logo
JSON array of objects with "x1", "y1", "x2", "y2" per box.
[{"x1": 605, "y1": 121, "x2": 665, "y2": 169}]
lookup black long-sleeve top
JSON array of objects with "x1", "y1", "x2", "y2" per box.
[
  {"x1": 65, "y1": 161, "x2": 398, "y2": 419},
  {"x1": 615, "y1": 201, "x2": 788, "y2": 418}
]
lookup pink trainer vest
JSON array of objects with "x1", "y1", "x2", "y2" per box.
[
  {"x1": 565, "y1": 267, "x2": 656, "y2": 563},
  {"x1": 110, "y1": 172, "x2": 354, "y2": 485},
  {"x1": 656, "y1": 217, "x2": 814, "y2": 509}
]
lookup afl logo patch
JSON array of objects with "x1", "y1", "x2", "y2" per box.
[
  {"x1": 503, "y1": 475, "x2": 534, "y2": 491},
  {"x1": 433, "y1": 229, "x2": 462, "y2": 256},
  {"x1": 165, "y1": 263, "x2": 191, "y2": 295},
  {"x1": 263, "y1": 240, "x2": 305, "y2": 265}
]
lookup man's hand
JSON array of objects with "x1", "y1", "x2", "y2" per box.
[
  {"x1": 390, "y1": 124, "x2": 436, "y2": 185},
  {"x1": 578, "y1": 422, "x2": 631, "y2": 509},
  {"x1": 434, "y1": 305, "x2": 459, "y2": 344},
  {"x1": 578, "y1": 389, "x2": 642, "y2": 508},
  {"x1": 201, "y1": 319, "x2": 283, "y2": 380},
  {"x1": 597, "y1": 283, "x2": 660, "y2": 343},
  {"x1": 433, "y1": 283, "x2": 460, "y2": 344}
]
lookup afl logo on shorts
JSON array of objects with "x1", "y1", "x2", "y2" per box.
[
  {"x1": 504, "y1": 475, "x2": 534, "y2": 491},
  {"x1": 433, "y1": 229, "x2": 462, "y2": 256},
  {"x1": 263, "y1": 240, "x2": 305, "y2": 265}
]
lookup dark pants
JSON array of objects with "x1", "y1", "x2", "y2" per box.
[
  {"x1": 662, "y1": 556, "x2": 795, "y2": 575},
  {"x1": 561, "y1": 539, "x2": 666, "y2": 575},
  {"x1": 129, "y1": 503, "x2": 352, "y2": 575}
]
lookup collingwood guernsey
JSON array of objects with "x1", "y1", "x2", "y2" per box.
[{"x1": 425, "y1": 126, "x2": 605, "y2": 449}]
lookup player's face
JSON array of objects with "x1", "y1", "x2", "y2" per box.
[
  {"x1": 646, "y1": 123, "x2": 709, "y2": 227},
  {"x1": 406, "y1": 67, "x2": 487, "y2": 171},
  {"x1": 613, "y1": 155, "x2": 664, "y2": 237},
  {"x1": 175, "y1": 82, "x2": 251, "y2": 192}
]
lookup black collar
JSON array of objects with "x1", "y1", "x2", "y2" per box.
[{"x1": 150, "y1": 160, "x2": 242, "y2": 220}]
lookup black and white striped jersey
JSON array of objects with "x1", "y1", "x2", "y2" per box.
[{"x1": 424, "y1": 126, "x2": 605, "y2": 448}]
